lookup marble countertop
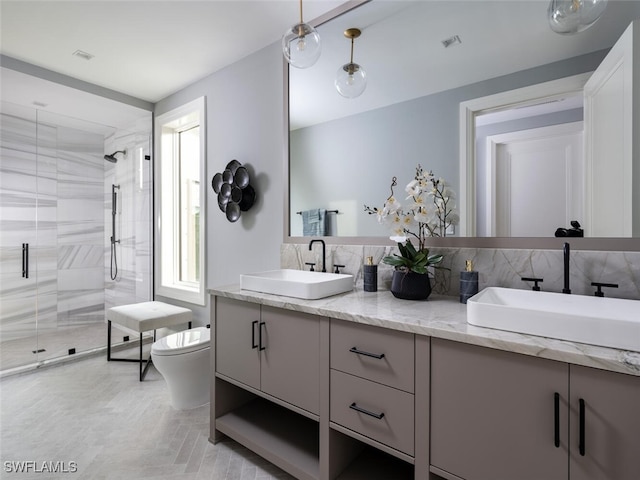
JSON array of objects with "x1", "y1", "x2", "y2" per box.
[{"x1": 209, "y1": 285, "x2": 640, "y2": 377}]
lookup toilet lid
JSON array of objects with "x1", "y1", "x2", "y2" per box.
[{"x1": 151, "y1": 327, "x2": 210, "y2": 356}]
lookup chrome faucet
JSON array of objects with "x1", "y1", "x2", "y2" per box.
[
  {"x1": 562, "y1": 242, "x2": 571, "y2": 294},
  {"x1": 308, "y1": 239, "x2": 326, "y2": 272}
]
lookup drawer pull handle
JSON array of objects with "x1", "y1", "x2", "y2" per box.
[
  {"x1": 579, "y1": 398, "x2": 586, "y2": 456},
  {"x1": 349, "y1": 402, "x2": 385, "y2": 420},
  {"x1": 349, "y1": 347, "x2": 385, "y2": 359}
]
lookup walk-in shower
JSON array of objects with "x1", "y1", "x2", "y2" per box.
[{"x1": 0, "y1": 97, "x2": 152, "y2": 375}]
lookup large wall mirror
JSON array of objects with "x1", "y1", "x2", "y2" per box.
[{"x1": 286, "y1": 0, "x2": 640, "y2": 250}]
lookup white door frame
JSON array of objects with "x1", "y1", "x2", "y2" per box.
[
  {"x1": 484, "y1": 121, "x2": 584, "y2": 236},
  {"x1": 459, "y1": 73, "x2": 591, "y2": 236}
]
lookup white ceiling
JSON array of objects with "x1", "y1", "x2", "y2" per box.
[
  {"x1": 0, "y1": 0, "x2": 344, "y2": 103},
  {"x1": 1, "y1": 0, "x2": 639, "y2": 130}
]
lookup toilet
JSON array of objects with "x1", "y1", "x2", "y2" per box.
[{"x1": 151, "y1": 326, "x2": 210, "y2": 410}]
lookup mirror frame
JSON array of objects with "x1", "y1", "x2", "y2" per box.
[{"x1": 283, "y1": 0, "x2": 639, "y2": 252}]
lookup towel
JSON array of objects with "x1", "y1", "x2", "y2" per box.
[{"x1": 302, "y1": 209, "x2": 326, "y2": 236}]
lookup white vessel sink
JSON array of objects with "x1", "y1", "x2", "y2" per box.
[
  {"x1": 467, "y1": 287, "x2": 640, "y2": 352},
  {"x1": 240, "y1": 269, "x2": 353, "y2": 300}
]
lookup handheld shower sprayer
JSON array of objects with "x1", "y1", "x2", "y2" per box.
[
  {"x1": 110, "y1": 184, "x2": 120, "y2": 280},
  {"x1": 104, "y1": 149, "x2": 127, "y2": 163}
]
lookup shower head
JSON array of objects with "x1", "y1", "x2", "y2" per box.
[{"x1": 104, "y1": 149, "x2": 127, "y2": 163}]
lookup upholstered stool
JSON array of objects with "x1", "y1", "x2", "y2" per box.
[{"x1": 106, "y1": 301, "x2": 192, "y2": 381}]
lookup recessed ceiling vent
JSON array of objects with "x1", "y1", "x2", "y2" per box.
[
  {"x1": 441, "y1": 35, "x2": 462, "y2": 48},
  {"x1": 72, "y1": 49, "x2": 94, "y2": 61}
]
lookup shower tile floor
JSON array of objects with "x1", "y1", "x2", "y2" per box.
[
  {"x1": 0, "y1": 353, "x2": 295, "y2": 479},
  {"x1": 0, "y1": 322, "x2": 143, "y2": 373}
]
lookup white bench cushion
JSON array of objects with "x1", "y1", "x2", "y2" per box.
[{"x1": 107, "y1": 301, "x2": 192, "y2": 332}]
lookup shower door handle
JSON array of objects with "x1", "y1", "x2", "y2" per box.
[{"x1": 22, "y1": 243, "x2": 29, "y2": 278}]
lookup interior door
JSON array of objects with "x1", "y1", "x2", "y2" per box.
[
  {"x1": 491, "y1": 125, "x2": 583, "y2": 237},
  {"x1": 583, "y1": 19, "x2": 639, "y2": 237}
]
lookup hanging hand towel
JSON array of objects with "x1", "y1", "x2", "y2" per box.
[{"x1": 302, "y1": 209, "x2": 326, "y2": 236}]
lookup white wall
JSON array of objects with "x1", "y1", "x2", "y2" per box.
[{"x1": 154, "y1": 43, "x2": 285, "y2": 324}]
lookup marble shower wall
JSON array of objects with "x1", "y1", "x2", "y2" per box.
[
  {"x1": 104, "y1": 118, "x2": 152, "y2": 311},
  {"x1": 0, "y1": 107, "x2": 152, "y2": 346},
  {"x1": 281, "y1": 243, "x2": 640, "y2": 300}
]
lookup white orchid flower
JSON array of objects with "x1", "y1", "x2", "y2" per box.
[
  {"x1": 389, "y1": 234, "x2": 408, "y2": 243},
  {"x1": 384, "y1": 195, "x2": 402, "y2": 215},
  {"x1": 405, "y1": 180, "x2": 420, "y2": 197},
  {"x1": 414, "y1": 206, "x2": 430, "y2": 223}
]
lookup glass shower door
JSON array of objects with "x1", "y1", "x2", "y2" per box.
[{"x1": 0, "y1": 102, "x2": 39, "y2": 371}]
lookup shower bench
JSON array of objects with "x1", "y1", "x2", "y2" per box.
[{"x1": 106, "y1": 301, "x2": 192, "y2": 381}]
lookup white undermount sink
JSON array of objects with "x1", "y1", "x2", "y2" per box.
[
  {"x1": 467, "y1": 287, "x2": 640, "y2": 352},
  {"x1": 240, "y1": 269, "x2": 353, "y2": 300}
]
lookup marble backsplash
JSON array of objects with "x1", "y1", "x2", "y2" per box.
[{"x1": 281, "y1": 243, "x2": 640, "y2": 301}]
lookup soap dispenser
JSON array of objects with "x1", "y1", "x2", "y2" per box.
[
  {"x1": 363, "y1": 256, "x2": 378, "y2": 292},
  {"x1": 460, "y1": 260, "x2": 479, "y2": 304}
]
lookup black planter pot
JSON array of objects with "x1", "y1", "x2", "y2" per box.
[{"x1": 390, "y1": 270, "x2": 432, "y2": 300}]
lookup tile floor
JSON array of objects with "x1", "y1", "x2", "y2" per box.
[
  {"x1": 0, "y1": 322, "x2": 135, "y2": 373},
  {"x1": 0, "y1": 352, "x2": 294, "y2": 479}
]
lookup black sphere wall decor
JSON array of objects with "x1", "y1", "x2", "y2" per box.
[{"x1": 211, "y1": 160, "x2": 256, "y2": 222}]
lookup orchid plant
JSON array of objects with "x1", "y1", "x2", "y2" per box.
[{"x1": 364, "y1": 164, "x2": 459, "y2": 274}]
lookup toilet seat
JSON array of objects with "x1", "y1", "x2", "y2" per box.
[{"x1": 151, "y1": 327, "x2": 210, "y2": 356}]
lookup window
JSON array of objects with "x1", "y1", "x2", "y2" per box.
[{"x1": 155, "y1": 97, "x2": 206, "y2": 305}]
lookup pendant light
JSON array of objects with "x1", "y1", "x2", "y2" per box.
[
  {"x1": 335, "y1": 28, "x2": 367, "y2": 99},
  {"x1": 282, "y1": 0, "x2": 321, "y2": 69},
  {"x1": 548, "y1": 0, "x2": 608, "y2": 35}
]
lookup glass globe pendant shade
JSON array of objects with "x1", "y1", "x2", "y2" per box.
[
  {"x1": 335, "y1": 63, "x2": 367, "y2": 99},
  {"x1": 548, "y1": 0, "x2": 608, "y2": 35},
  {"x1": 282, "y1": 22, "x2": 321, "y2": 69}
]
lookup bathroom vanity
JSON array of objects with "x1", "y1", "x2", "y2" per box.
[{"x1": 209, "y1": 286, "x2": 640, "y2": 480}]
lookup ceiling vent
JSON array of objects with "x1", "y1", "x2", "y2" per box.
[
  {"x1": 72, "y1": 50, "x2": 94, "y2": 61},
  {"x1": 441, "y1": 35, "x2": 462, "y2": 48}
]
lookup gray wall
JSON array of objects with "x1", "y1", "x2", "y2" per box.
[{"x1": 154, "y1": 43, "x2": 285, "y2": 325}]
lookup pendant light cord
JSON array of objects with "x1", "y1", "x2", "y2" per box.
[{"x1": 299, "y1": 0, "x2": 303, "y2": 24}]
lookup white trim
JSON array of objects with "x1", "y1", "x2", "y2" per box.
[
  {"x1": 459, "y1": 73, "x2": 591, "y2": 236},
  {"x1": 154, "y1": 97, "x2": 207, "y2": 306}
]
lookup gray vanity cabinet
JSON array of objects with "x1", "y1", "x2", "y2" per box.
[
  {"x1": 215, "y1": 297, "x2": 261, "y2": 389},
  {"x1": 431, "y1": 338, "x2": 640, "y2": 480},
  {"x1": 215, "y1": 296, "x2": 320, "y2": 415},
  {"x1": 330, "y1": 319, "x2": 416, "y2": 456},
  {"x1": 430, "y1": 338, "x2": 568, "y2": 480},
  {"x1": 569, "y1": 364, "x2": 640, "y2": 480}
]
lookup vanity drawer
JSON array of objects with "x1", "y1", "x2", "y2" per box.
[
  {"x1": 330, "y1": 370, "x2": 414, "y2": 456},
  {"x1": 331, "y1": 319, "x2": 414, "y2": 392}
]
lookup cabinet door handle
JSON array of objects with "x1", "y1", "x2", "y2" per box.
[
  {"x1": 251, "y1": 320, "x2": 258, "y2": 349},
  {"x1": 258, "y1": 321, "x2": 266, "y2": 351},
  {"x1": 579, "y1": 398, "x2": 586, "y2": 456},
  {"x1": 349, "y1": 346, "x2": 385, "y2": 359},
  {"x1": 22, "y1": 243, "x2": 26, "y2": 278},
  {"x1": 349, "y1": 402, "x2": 385, "y2": 419},
  {"x1": 554, "y1": 392, "x2": 560, "y2": 448}
]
